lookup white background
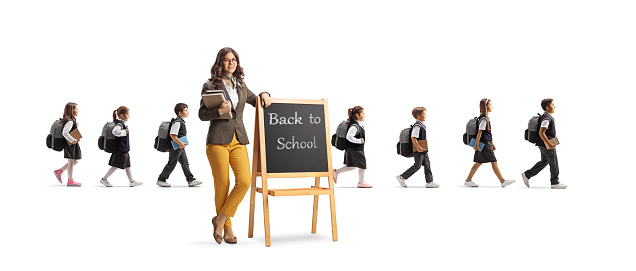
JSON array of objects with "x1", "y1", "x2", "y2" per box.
[{"x1": 1, "y1": 0, "x2": 635, "y2": 270}]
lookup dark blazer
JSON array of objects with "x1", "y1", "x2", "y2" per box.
[{"x1": 198, "y1": 79, "x2": 262, "y2": 145}]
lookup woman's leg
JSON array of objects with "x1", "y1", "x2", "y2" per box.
[
  {"x1": 220, "y1": 138, "x2": 251, "y2": 228},
  {"x1": 491, "y1": 162, "x2": 505, "y2": 182},
  {"x1": 207, "y1": 143, "x2": 231, "y2": 230},
  {"x1": 466, "y1": 163, "x2": 482, "y2": 181}
]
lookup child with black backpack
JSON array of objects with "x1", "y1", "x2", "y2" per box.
[
  {"x1": 99, "y1": 106, "x2": 142, "y2": 187},
  {"x1": 332, "y1": 106, "x2": 372, "y2": 188},
  {"x1": 464, "y1": 99, "x2": 515, "y2": 188},
  {"x1": 521, "y1": 99, "x2": 566, "y2": 189},
  {"x1": 52, "y1": 102, "x2": 82, "y2": 187},
  {"x1": 395, "y1": 107, "x2": 439, "y2": 188},
  {"x1": 156, "y1": 103, "x2": 201, "y2": 187}
]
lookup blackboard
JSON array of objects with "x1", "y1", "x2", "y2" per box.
[{"x1": 262, "y1": 103, "x2": 329, "y2": 173}]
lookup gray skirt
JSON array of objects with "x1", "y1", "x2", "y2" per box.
[
  {"x1": 474, "y1": 141, "x2": 497, "y2": 163},
  {"x1": 344, "y1": 149, "x2": 367, "y2": 169}
]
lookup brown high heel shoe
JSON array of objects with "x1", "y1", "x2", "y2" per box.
[{"x1": 211, "y1": 216, "x2": 222, "y2": 244}]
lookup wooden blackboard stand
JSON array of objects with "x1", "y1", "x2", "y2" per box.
[{"x1": 248, "y1": 98, "x2": 338, "y2": 247}]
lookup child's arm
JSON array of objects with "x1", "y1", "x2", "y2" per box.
[
  {"x1": 170, "y1": 134, "x2": 186, "y2": 149},
  {"x1": 345, "y1": 125, "x2": 363, "y2": 144},
  {"x1": 539, "y1": 127, "x2": 555, "y2": 149},
  {"x1": 474, "y1": 130, "x2": 482, "y2": 151},
  {"x1": 112, "y1": 123, "x2": 127, "y2": 137},
  {"x1": 411, "y1": 137, "x2": 424, "y2": 152},
  {"x1": 62, "y1": 121, "x2": 78, "y2": 145}
]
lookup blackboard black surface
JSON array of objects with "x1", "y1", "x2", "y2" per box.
[{"x1": 263, "y1": 103, "x2": 328, "y2": 173}]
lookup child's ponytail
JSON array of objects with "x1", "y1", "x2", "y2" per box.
[
  {"x1": 347, "y1": 106, "x2": 364, "y2": 128},
  {"x1": 113, "y1": 106, "x2": 130, "y2": 122}
]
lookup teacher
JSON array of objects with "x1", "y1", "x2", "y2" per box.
[{"x1": 199, "y1": 47, "x2": 271, "y2": 244}]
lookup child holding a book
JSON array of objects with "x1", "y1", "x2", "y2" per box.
[
  {"x1": 521, "y1": 99, "x2": 566, "y2": 189},
  {"x1": 464, "y1": 99, "x2": 515, "y2": 188},
  {"x1": 332, "y1": 106, "x2": 372, "y2": 188},
  {"x1": 99, "y1": 106, "x2": 143, "y2": 187},
  {"x1": 53, "y1": 102, "x2": 82, "y2": 186},
  {"x1": 396, "y1": 107, "x2": 439, "y2": 188},
  {"x1": 156, "y1": 103, "x2": 201, "y2": 187}
]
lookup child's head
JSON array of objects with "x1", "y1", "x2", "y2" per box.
[
  {"x1": 62, "y1": 102, "x2": 79, "y2": 126},
  {"x1": 412, "y1": 107, "x2": 427, "y2": 121},
  {"x1": 348, "y1": 106, "x2": 365, "y2": 123},
  {"x1": 174, "y1": 103, "x2": 189, "y2": 118},
  {"x1": 479, "y1": 98, "x2": 492, "y2": 115},
  {"x1": 113, "y1": 106, "x2": 130, "y2": 122},
  {"x1": 541, "y1": 98, "x2": 555, "y2": 113}
]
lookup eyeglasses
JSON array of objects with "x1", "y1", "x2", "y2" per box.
[{"x1": 222, "y1": 58, "x2": 238, "y2": 63}]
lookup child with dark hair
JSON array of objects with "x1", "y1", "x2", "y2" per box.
[
  {"x1": 332, "y1": 106, "x2": 372, "y2": 188},
  {"x1": 99, "y1": 106, "x2": 142, "y2": 187},
  {"x1": 53, "y1": 102, "x2": 82, "y2": 186},
  {"x1": 156, "y1": 103, "x2": 201, "y2": 187},
  {"x1": 396, "y1": 107, "x2": 439, "y2": 188},
  {"x1": 464, "y1": 99, "x2": 515, "y2": 188},
  {"x1": 521, "y1": 99, "x2": 566, "y2": 189}
]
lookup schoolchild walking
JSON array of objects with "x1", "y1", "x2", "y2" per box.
[
  {"x1": 156, "y1": 103, "x2": 202, "y2": 187},
  {"x1": 396, "y1": 107, "x2": 439, "y2": 188},
  {"x1": 464, "y1": 99, "x2": 515, "y2": 188},
  {"x1": 332, "y1": 106, "x2": 372, "y2": 188},
  {"x1": 521, "y1": 99, "x2": 566, "y2": 189},
  {"x1": 99, "y1": 106, "x2": 142, "y2": 187},
  {"x1": 52, "y1": 102, "x2": 82, "y2": 186}
]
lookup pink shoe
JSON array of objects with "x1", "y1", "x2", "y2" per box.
[
  {"x1": 333, "y1": 169, "x2": 338, "y2": 184},
  {"x1": 53, "y1": 169, "x2": 63, "y2": 184},
  {"x1": 357, "y1": 182, "x2": 372, "y2": 188},
  {"x1": 67, "y1": 179, "x2": 82, "y2": 187}
]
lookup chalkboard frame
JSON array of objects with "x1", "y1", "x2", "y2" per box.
[{"x1": 248, "y1": 97, "x2": 338, "y2": 247}]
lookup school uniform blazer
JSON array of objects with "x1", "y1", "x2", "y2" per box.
[{"x1": 198, "y1": 79, "x2": 264, "y2": 145}]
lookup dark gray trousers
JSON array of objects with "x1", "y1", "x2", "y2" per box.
[
  {"x1": 158, "y1": 148, "x2": 195, "y2": 182},
  {"x1": 524, "y1": 146, "x2": 559, "y2": 185},
  {"x1": 401, "y1": 152, "x2": 433, "y2": 183}
]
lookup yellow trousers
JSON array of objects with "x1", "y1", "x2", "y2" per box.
[{"x1": 206, "y1": 134, "x2": 251, "y2": 228}]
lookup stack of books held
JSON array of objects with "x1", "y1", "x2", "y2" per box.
[{"x1": 202, "y1": 90, "x2": 232, "y2": 119}]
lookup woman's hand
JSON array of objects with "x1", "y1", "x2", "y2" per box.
[
  {"x1": 261, "y1": 93, "x2": 272, "y2": 108},
  {"x1": 219, "y1": 101, "x2": 232, "y2": 114}
]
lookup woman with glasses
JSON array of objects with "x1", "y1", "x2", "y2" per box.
[{"x1": 199, "y1": 47, "x2": 272, "y2": 244}]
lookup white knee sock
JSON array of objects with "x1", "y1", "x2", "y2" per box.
[
  {"x1": 103, "y1": 167, "x2": 118, "y2": 180},
  {"x1": 358, "y1": 169, "x2": 365, "y2": 184},
  {"x1": 335, "y1": 166, "x2": 356, "y2": 174},
  {"x1": 125, "y1": 168, "x2": 134, "y2": 182}
]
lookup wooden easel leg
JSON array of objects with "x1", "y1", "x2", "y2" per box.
[
  {"x1": 262, "y1": 177, "x2": 272, "y2": 247},
  {"x1": 329, "y1": 192, "x2": 338, "y2": 241},
  {"x1": 312, "y1": 177, "x2": 320, "y2": 234}
]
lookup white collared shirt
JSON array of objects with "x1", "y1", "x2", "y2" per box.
[
  {"x1": 541, "y1": 112, "x2": 553, "y2": 128},
  {"x1": 222, "y1": 80, "x2": 239, "y2": 109},
  {"x1": 346, "y1": 121, "x2": 364, "y2": 144},
  {"x1": 112, "y1": 120, "x2": 127, "y2": 137},
  {"x1": 62, "y1": 120, "x2": 75, "y2": 142},
  {"x1": 411, "y1": 120, "x2": 425, "y2": 138},
  {"x1": 170, "y1": 116, "x2": 185, "y2": 135}
]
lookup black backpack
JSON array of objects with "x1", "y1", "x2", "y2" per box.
[
  {"x1": 97, "y1": 122, "x2": 118, "y2": 153},
  {"x1": 396, "y1": 126, "x2": 414, "y2": 157},
  {"x1": 46, "y1": 119, "x2": 65, "y2": 152},
  {"x1": 154, "y1": 119, "x2": 174, "y2": 152},
  {"x1": 524, "y1": 113, "x2": 542, "y2": 144},
  {"x1": 462, "y1": 117, "x2": 479, "y2": 145},
  {"x1": 330, "y1": 120, "x2": 349, "y2": 151}
]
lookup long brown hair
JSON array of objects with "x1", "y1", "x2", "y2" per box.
[
  {"x1": 479, "y1": 98, "x2": 490, "y2": 130},
  {"x1": 347, "y1": 106, "x2": 364, "y2": 128},
  {"x1": 113, "y1": 106, "x2": 130, "y2": 122},
  {"x1": 61, "y1": 102, "x2": 78, "y2": 127},
  {"x1": 209, "y1": 47, "x2": 245, "y2": 89}
]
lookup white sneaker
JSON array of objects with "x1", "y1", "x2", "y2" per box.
[
  {"x1": 130, "y1": 181, "x2": 143, "y2": 187},
  {"x1": 100, "y1": 178, "x2": 113, "y2": 187},
  {"x1": 521, "y1": 173, "x2": 530, "y2": 187},
  {"x1": 156, "y1": 181, "x2": 171, "y2": 187},
  {"x1": 426, "y1": 182, "x2": 440, "y2": 188},
  {"x1": 501, "y1": 179, "x2": 515, "y2": 188},
  {"x1": 464, "y1": 180, "x2": 479, "y2": 187},
  {"x1": 188, "y1": 180, "x2": 203, "y2": 187},
  {"x1": 395, "y1": 175, "x2": 407, "y2": 188},
  {"x1": 551, "y1": 183, "x2": 567, "y2": 189}
]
